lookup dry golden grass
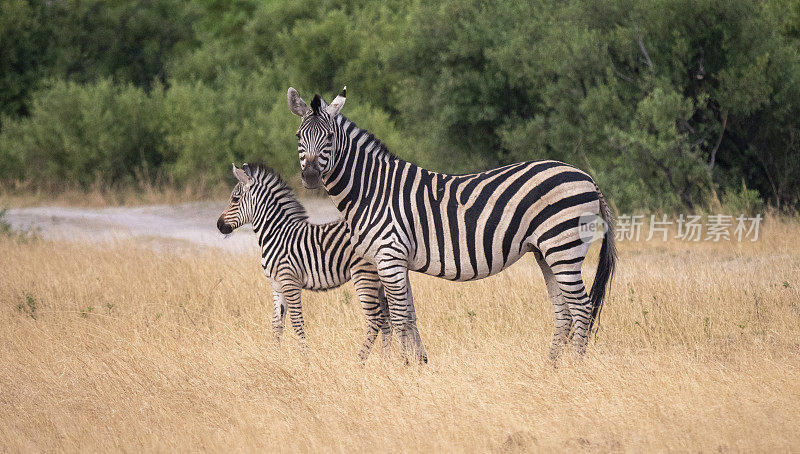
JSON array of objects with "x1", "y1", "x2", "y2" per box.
[
  {"x1": 1, "y1": 219, "x2": 799, "y2": 452},
  {"x1": 0, "y1": 176, "x2": 321, "y2": 208},
  {"x1": 0, "y1": 181, "x2": 232, "y2": 208}
]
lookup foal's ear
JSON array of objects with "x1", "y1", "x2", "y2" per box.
[
  {"x1": 232, "y1": 163, "x2": 253, "y2": 188},
  {"x1": 326, "y1": 86, "x2": 346, "y2": 117},
  {"x1": 287, "y1": 87, "x2": 310, "y2": 117}
]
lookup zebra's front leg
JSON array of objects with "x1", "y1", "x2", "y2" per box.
[
  {"x1": 271, "y1": 288, "x2": 288, "y2": 344},
  {"x1": 376, "y1": 258, "x2": 426, "y2": 364},
  {"x1": 351, "y1": 266, "x2": 390, "y2": 361},
  {"x1": 535, "y1": 254, "x2": 572, "y2": 362}
]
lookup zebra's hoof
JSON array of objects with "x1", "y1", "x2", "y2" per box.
[{"x1": 403, "y1": 355, "x2": 428, "y2": 366}]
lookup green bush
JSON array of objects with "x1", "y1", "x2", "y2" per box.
[
  {"x1": 0, "y1": 79, "x2": 167, "y2": 188},
  {"x1": 163, "y1": 71, "x2": 299, "y2": 183},
  {"x1": 722, "y1": 182, "x2": 765, "y2": 216},
  {"x1": 1, "y1": 0, "x2": 799, "y2": 211}
]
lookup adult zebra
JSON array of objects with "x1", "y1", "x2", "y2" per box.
[
  {"x1": 217, "y1": 163, "x2": 392, "y2": 360},
  {"x1": 287, "y1": 87, "x2": 617, "y2": 363}
]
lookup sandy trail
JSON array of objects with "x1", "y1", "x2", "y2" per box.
[{"x1": 4, "y1": 199, "x2": 342, "y2": 252}]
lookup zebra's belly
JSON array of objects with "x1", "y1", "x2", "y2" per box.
[
  {"x1": 302, "y1": 279, "x2": 348, "y2": 292},
  {"x1": 265, "y1": 253, "x2": 352, "y2": 292},
  {"x1": 300, "y1": 265, "x2": 351, "y2": 291},
  {"x1": 409, "y1": 239, "x2": 531, "y2": 281}
]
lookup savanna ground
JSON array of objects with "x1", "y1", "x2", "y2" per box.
[{"x1": 1, "y1": 207, "x2": 799, "y2": 452}]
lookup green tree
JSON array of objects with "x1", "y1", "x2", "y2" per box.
[{"x1": 0, "y1": 0, "x2": 50, "y2": 119}]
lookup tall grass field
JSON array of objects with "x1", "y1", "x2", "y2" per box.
[{"x1": 1, "y1": 218, "x2": 799, "y2": 451}]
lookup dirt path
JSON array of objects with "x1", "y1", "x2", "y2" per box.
[{"x1": 4, "y1": 199, "x2": 342, "y2": 252}]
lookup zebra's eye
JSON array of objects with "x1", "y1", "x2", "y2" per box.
[
  {"x1": 327, "y1": 131, "x2": 334, "y2": 140},
  {"x1": 232, "y1": 196, "x2": 240, "y2": 203},
  {"x1": 296, "y1": 131, "x2": 301, "y2": 139}
]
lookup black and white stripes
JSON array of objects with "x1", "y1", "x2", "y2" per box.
[
  {"x1": 288, "y1": 87, "x2": 617, "y2": 362},
  {"x1": 217, "y1": 163, "x2": 391, "y2": 360}
]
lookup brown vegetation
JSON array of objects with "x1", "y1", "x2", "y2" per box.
[{"x1": 1, "y1": 220, "x2": 798, "y2": 451}]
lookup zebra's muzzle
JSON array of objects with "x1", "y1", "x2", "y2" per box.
[
  {"x1": 301, "y1": 166, "x2": 322, "y2": 189},
  {"x1": 217, "y1": 217, "x2": 233, "y2": 234}
]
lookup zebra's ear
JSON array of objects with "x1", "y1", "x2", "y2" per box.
[
  {"x1": 287, "y1": 87, "x2": 309, "y2": 117},
  {"x1": 326, "y1": 86, "x2": 346, "y2": 117},
  {"x1": 232, "y1": 163, "x2": 252, "y2": 188}
]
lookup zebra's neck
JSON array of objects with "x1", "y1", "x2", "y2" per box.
[
  {"x1": 323, "y1": 115, "x2": 408, "y2": 219},
  {"x1": 248, "y1": 179, "x2": 308, "y2": 260}
]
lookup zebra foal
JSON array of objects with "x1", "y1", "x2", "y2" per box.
[
  {"x1": 287, "y1": 87, "x2": 617, "y2": 363},
  {"x1": 217, "y1": 163, "x2": 391, "y2": 360}
]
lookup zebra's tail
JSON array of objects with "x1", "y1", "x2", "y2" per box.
[{"x1": 588, "y1": 188, "x2": 617, "y2": 337}]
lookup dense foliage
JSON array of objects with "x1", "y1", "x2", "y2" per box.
[{"x1": 1, "y1": 0, "x2": 798, "y2": 212}]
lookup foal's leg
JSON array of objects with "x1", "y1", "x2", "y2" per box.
[
  {"x1": 278, "y1": 280, "x2": 306, "y2": 343},
  {"x1": 270, "y1": 286, "x2": 287, "y2": 344}
]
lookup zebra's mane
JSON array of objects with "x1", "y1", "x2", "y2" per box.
[
  {"x1": 243, "y1": 163, "x2": 308, "y2": 221},
  {"x1": 362, "y1": 131, "x2": 398, "y2": 161},
  {"x1": 339, "y1": 115, "x2": 399, "y2": 162}
]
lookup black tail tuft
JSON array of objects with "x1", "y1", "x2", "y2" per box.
[{"x1": 588, "y1": 190, "x2": 617, "y2": 336}]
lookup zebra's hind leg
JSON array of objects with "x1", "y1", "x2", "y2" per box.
[
  {"x1": 540, "y1": 232, "x2": 593, "y2": 355},
  {"x1": 278, "y1": 280, "x2": 307, "y2": 346},
  {"x1": 534, "y1": 253, "x2": 572, "y2": 362},
  {"x1": 546, "y1": 260, "x2": 592, "y2": 355}
]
